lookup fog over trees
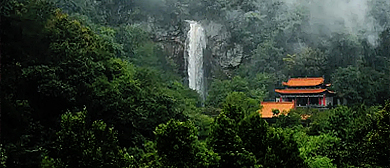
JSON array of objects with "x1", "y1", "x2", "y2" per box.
[{"x1": 1, "y1": 0, "x2": 389, "y2": 167}]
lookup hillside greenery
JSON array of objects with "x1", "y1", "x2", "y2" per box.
[{"x1": 1, "y1": 0, "x2": 390, "y2": 167}]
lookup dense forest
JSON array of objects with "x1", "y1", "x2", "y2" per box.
[{"x1": 1, "y1": 0, "x2": 390, "y2": 167}]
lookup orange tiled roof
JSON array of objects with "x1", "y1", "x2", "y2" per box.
[
  {"x1": 282, "y1": 77, "x2": 324, "y2": 87},
  {"x1": 260, "y1": 102, "x2": 295, "y2": 118},
  {"x1": 275, "y1": 88, "x2": 328, "y2": 94}
]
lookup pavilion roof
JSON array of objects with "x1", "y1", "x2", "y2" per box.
[
  {"x1": 260, "y1": 101, "x2": 295, "y2": 118},
  {"x1": 282, "y1": 77, "x2": 324, "y2": 87},
  {"x1": 275, "y1": 88, "x2": 328, "y2": 94}
]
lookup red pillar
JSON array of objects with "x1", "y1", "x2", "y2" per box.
[
  {"x1": 318, "y1": 97, "x2": 321, "y2": 105},
  {"x1": 280, "y1": 97, "x2": 282, "y2": 102},
  {"x1": 323, "y1": 94, "x2": 326, "y2": 106}
]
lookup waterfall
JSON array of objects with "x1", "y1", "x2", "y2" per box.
[{"x1": 186, "y1": 20, "x2": 206, "y2": 100}]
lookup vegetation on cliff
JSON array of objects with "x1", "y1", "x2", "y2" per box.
[{"x1": 1, "y1": 0, "x2": 389, "y2": 167}]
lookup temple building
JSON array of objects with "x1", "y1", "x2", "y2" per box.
[
  {"x1": 260, "y1": 77, "x2": 335, "y2": 118},
  {"x1": 275, "y1": 77, "x2": 335, "y2": 107}
]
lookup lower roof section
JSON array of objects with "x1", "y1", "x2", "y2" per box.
[{"x1": 260, "y1": 101, "x2": 295, "y2": 118}]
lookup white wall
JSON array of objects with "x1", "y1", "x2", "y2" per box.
[{"x1": 326, "y1": 97, "x2": 334, "y2": 106}]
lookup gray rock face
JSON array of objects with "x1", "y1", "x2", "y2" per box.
[
  {"x1": 144, "y1": 18, "x2": 243, "y2": 78},
  {"x1": 140, "y1": 18, "x2": 188, "y2": 76},
  {"x1": 202, "y1": 20, "x2": 243, "y2": 69}
]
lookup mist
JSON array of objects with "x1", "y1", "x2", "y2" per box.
[{"x1": 284, "y1": 0, "x2": 386, "y2": 45}]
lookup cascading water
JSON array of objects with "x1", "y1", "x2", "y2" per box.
[{"x1": 186, "y1": 20, "x2": 206, "y2": 101}]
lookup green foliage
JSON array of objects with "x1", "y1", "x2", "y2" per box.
[
  {"x1": 1, "y1": 1, "x2": 114, "y2": 166},
  {"x1": 97, "y1": 26, "x2": 124, "y2": 57},
  {"x1": 206, "y1": 75, "x2": 271, "y2": 107},
  {"x1": 52, "y1": 109, "x2": 131, "y2": 167},
  {"x1": 41, "y1": 156, "x2": 56, "y2": 168},
  {"x1": 208, "y1": 111, "x2": 257, "y2": 167},
  {"x1": 194, "y1": 142, "x2": 221, "y2": 168},
  {"x1": 189, "y1": 112, "x2": 214, "y2": 140},
  {"x1": 155, "y1": 120, "x2": 198, "y2": 167},
  {"x1": 208, "y1": 113, "x2": 241, "y2": 153},
  {"x1": 86, "y1": 59, "x2": 189, "y2": 147},
  {"x1": 116, "y1": 25, "x2": 160, "y2": 66},
  {"x1": 306, "y1": 105, "x2": 386, "y2": 166},
  {"x1": 208, "y1": 104, "x2": 306, "y2": 167},
  {"x1": 206, "y1": 79, "x2": 233, "y2": 107},
  {"x1": 3, "y1": 0, "x2": 390, "y2": 167},
  {"x1": 325, "y1": 33, "x2": 363, "y2": 71},
  {"x1": 273, "y1": 113, "x2": 302, "y2": 128},
  {"x1": 154, "y1": 120, "x2": 220, "y2": 167},
  {"x1": 136, "y1": 141, "x2": 162, "y2": 168},
  {"x1": 247, "y1": 73, "x2": 276, "y2": 99},
  {"x1": 367, "y1": 101, "x2": 390, "y2": 167},
  {"x1": 264, "y1": 128, "x2": 307, "y2": 168},
  {"x1": 308, "y1": 106, "x2": 356, "y2": 140},
  {"x1": 1, "y1": 2, "x2": 188, "y2": 166},
  {"x1": 2, "y1": 0, "x2": 114, "y2": 127},
  {"x1": 241, "y1": 40, "x2": 285, "y2": 77},
  {"x1": 283, "y1": 48, "x2": 327, "y2": 77},
  {"x1": 164, "y1": 81, "x2": 212, "y2": 139},
  {"x1": 332, "y1": 65, "x2": 390, "y2": 105},
  {"x1": 224, "y1": 92, "x2": 259, "y2": 116},
  {"x1": 294, "y1": 131, "x2": 339, "y2": 168},
  {"x1": 0, "y1": 145, "x2": 6, "y2": 168},
  {"x1": 308, "y1": 157, "x2": 336, "y2": 168},
  {"x1": 238, "y1": 112, "x2": 269, "y2": 165},
  {"x1": 377, "y1": 28, "x2": 390, "y2": 60},
  {"x1": 48, "y1": 0, "x2": 139, "y2": 25}
]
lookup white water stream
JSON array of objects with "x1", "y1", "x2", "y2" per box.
[{"x1": 186, "y1": 20, "x2": 206, "y2": 100}]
